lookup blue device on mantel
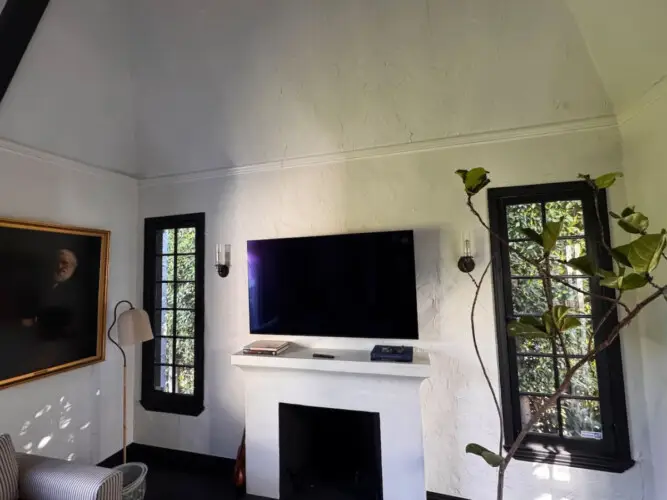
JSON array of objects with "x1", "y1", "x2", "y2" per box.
[{"x1": 371, "y1": 345, "x2": 414, "y2": 363}]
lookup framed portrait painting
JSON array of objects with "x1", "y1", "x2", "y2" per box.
[
  {"x1": 0, "y1": 0, "x2": 51, "y2": 104},
  {"x1": 0, "y1": 218, "x2": 109, "y2": 389}
]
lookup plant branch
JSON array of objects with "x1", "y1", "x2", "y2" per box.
[
  {"x1": 466, "y1": 262, "x2": 503, "y2": 453},
  {"x1": 647, "y1": 276, "x2": 667, "y2": 304},
  {"x1": 503, "y1": 283, "x2": 667, "y2": 466},
  {"x1": 466, "y1": 197, "x2": 631, "y2": 315}
]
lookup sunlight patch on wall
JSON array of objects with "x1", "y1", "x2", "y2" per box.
[{"x1": 37, "y1": 435, "x2": 52, "y2": 449}]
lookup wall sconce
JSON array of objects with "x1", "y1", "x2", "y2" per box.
[
  {"x1": 457, "y1": 234, "x2": 476, "y2": 273},
  {"x1": 215, "y1": 244, "x2": 231, "y2": 278}
]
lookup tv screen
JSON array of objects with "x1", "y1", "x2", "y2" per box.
[{"x1": 247, "y1": 230, "x2": 419, "y2": 339}]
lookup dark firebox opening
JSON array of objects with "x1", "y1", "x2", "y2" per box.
[{"x1": 279, "y1": 403, "x2": 383, "y2": 500}]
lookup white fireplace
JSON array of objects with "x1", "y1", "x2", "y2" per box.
[{"x1": 231, "y1": 346, "x2": 431, "y2": 500}]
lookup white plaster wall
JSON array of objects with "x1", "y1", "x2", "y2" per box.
[
  {"x1": 132, "y1": 0, "x2": 612, "y2": 178},
  {"x1": 0, "y1": 142, "x2": 139, "y2": 464},
  {"x1": 0, "y1": 0, "x2": 136, "y2": 176},
  {"x1": 136, "y1": 126, "x2": 651, "y2": 499},
  {"x1": 619, "y1": 82, "x2": 667, "y2": 500}
]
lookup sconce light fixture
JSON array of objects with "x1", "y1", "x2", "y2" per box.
[
  {"x1": 215, "y1": 244, "x2": 231, "y2": 278},
  {"x1": 457, "y1": 235, "x2": 476, "y2": 273}
]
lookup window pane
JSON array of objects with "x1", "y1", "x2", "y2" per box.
[
  {"x1": 507, "y1": 203, "x2": 543, "y2": 240},
  {"x1": 175, "y1": 339, "x2": 195, "y2": 365},
  {"x1": 159, "y1": 256, "x2": 174, "y2": 281},
  {"x1": 177, "y1": 228, "x2": 196, "y2": 253},
  {"x1": 177, "y1": 255, "x2": 196, "y2": 281},
  {"x1": 158, "y1": 283, "x2": 175, "y2": 308},
  {"x1": 562, "y1": 399, "x2": 602, "y2": 440},
  {"x1": 176, "y1": 310, "x2": 195, "y2": 337},
  {"x1": 552, "y1": 278, "x2": 591, "y2": 315},
  {"x1": 512, "y1": 279, "x2": 546, "y2": 315},
  {"x1": 176, "y1": 367, "x2": 195, "y2": 395},
  {"x1": 516, "y1": 333, "x2": 552, "y2": 355},
  {"x1": 559, "y1": 359, "x2": 599, "y2": 397},
  {"x1": 545, "y1": 200, "x2": 584, "y2": 236},
  {"x1": 156, "y1": 309, "x2": 174, "y2": 337},
  {"x1": 154, "y1": 365, "x2": 173, "y2": 393},
  {"x1": 155, "y1": 337, "x2": 173, "y2": 364},
  {"x1": 158, "y1": 229, "x2": 175, "y2": 254},
  {"x1": 518, "y1": 356, "x2": 555, "y2": 393},
  {"x1": 509, "y1": 241, "x2": 542, "y2": 277},
  {"x1": 551, "y1": 239, "x2": 587, "y2": 275},
  {"x1": 177, "y1": 282, "x2": 195, "y2": 309},
  {"x1": 557, "y1": 319, "x2": 594, "y2": 355},
  {"x1": 520, "y1": 395, "x2": 559, "y2": 435}
]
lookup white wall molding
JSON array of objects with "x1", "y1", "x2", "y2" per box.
[
  {"x1": 617, "y1": 75, "x2": 667, "y2": 126},
  {"x1": 139, "y1": 115, "x2": 617, "y2": 188},
  {"x1": 0, "y1": 137, "x2": 138, "y2": 183}
]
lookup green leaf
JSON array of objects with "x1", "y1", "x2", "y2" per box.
[
  {"x1": 455, "y1": 169, "x2": 468, "y2": 181},
  {"x1": 465, "y1": 443, "x2": 504, "y2": 468},
  {"x1": 600, "y1": 271, "x2": 649, "y2": 290},
  {"x1": 611, "y1": 244, "x2": 632, "y2": 268},
  {"x1": 560, "y1": 316, "x2": 582, "y2": 331},
  {"x1": 456, "y1": 168, "x2": 491, "y2": 196},
  {"x1": 621, "y1": 206, "x2": 636, "y2": 218},
  {"x1": 617, "y1": 212, "x2": 649, "y2": 234},
  {"x1": 518, "y1": 316, "x2": 545, "y2": 328},
  {"x1": 552, "y1": 305, "x2": 570, "y2": 324},
  {"x1": 542, "y1": 311, "x2": 556, "y2": 335},
  {"x1": 508, "y1": 320, "x2": 549, "y2": 338},
  {"x1": 625, "y1": 233, "x2": 667, "y2": 273},
  {"x1": 620, "y1": 273, "x2": 649, "y2": 291},
  {"x1": 566, "y1": 255, "x2": 597, "y2": 276},
  {"x1": 542, "y1": 219, "x2": 564, "y2": 252},
  {"x1": 519, "y1": 228, "x2": 544, "y2": 247},
  {"x1": 594, "y1": 172, "x2": 623, "y2": 189}
]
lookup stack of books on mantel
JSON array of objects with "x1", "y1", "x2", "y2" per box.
[{"x1": 243, "y1": 340, "x2": 291, "y2": 356}]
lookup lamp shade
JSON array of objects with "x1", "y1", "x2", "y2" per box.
[{"x1": 117, "y1": 308, "x2": 154, "y2": 346}]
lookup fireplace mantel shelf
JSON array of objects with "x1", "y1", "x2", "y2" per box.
[{"x1": 231, "y1": 345, "x2": 430, "y2": 379}]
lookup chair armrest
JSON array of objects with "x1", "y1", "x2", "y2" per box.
[{"x1": 17, "y1": 453, "x2": 123, "y2": 500}]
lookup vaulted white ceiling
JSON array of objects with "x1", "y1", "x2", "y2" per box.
[
  {"x1": 566, "y1": 0, "x2": 667, "y2": 115},
  {"x1": 0, "y1": 0, "x2": 664, "y2": 178}
]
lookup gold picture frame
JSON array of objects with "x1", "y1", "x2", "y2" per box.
[{"x1": 0, "y1": 217, "x2": 110, "y2": 389}]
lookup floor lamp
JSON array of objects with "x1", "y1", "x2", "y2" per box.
[{"x1": 107, "y1": 300, "x2": 154, "y2": 463}]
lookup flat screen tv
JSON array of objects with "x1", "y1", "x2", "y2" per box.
[{"x1": 247, "y1": 230, "x2": 419, "y2": 339}]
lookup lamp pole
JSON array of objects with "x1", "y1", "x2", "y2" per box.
[{"x1": 107, "y1": 300, "x2": 135, "y2": 464}]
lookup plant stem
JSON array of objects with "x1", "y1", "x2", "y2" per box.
[{"x1": 466, "y1": 263, "x2": 503, "y2": 455}]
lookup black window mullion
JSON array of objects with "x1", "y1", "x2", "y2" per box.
[{"x1": 171, "y1": 229, "x2": 179, "y2": 393}]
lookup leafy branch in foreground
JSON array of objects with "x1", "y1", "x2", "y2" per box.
[{"x1": 456, "y1": 168, "x2": 667, "y2": 500}]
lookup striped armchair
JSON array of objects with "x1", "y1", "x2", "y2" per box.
[
  {"x1": 0, "y1": 434, "x2": 122, "y2": 500},
  {"x1": 17, "y1": 454, "x2": 122, "y2": 500}
]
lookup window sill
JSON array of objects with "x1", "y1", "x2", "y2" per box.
[
  {"x1": 140, "y1": 398, "x2": 205, "y2": 417},
  {"x1": 508, "y1": 445, "x2": 635, "y2": 473}
]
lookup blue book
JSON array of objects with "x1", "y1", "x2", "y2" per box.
[{"x1": 371, "y1": 345, "x2": 413, "y2": 363}]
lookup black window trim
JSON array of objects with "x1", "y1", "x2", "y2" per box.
[
  {"x1": 141, "y1": 213, "x2": 205, "y2": 417},
  {"x1": 488, "y1": 181, "x2": 634, "y2": 473}
]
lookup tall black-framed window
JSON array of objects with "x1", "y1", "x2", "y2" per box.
[
  {"x1": 141, "y1": 213, "x2": 205, "y2": 416},
  {"x1": 488, "y1": 181, "x2": 633, "y2": 473}
]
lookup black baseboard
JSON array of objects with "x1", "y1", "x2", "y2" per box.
[
  {"x1": 98, "y1": 443, "x2": 235, "y2": 475},
  {"x1": 427, "y1": 493, "x2": 467, "y2": 500},
  {"x1": 98, "y1": 444, "x2": 467, "y2": 500}
]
